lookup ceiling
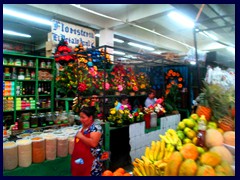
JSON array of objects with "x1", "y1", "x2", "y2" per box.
[{"x1": 3, "y1": 4, "x2": 235, "y2": 68}]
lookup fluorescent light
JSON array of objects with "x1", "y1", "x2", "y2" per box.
[
  {"x1": 113, "y1": 51, "x2": 125, "y2": 55},
  {"x1": 113, "y1": 38, "x2": 124, "y2": 43},
  {"x1": 168, "y1": 11, "x2": 195, "y2": 28},
  {"x1": 190, "y1": 61, "x2": 196, "y2": 65},
  {"x1": 3, "y1": 8, "x2": 52, "y2": 26},
  {"x1": 200, "y1": 31, "x2": 218, "y2": 41},
  {"x1": 128, "y1": 42, "x2": 155, "y2": 51},
  {"x1": 227, "y1": 47, "x2": 235, "y2": 54},
  {"x1": 3, "y1": 29, "x2": 31, "y2": 38},
  {"x1": 124, "y1": 55, "x2": 137, "y2": 59},
  {"x1": 152, "y1": 51, "x2": 162, "y2": 55},
  {"x1": 95, "y1": 34, "x2": 100, "y2": 37}
]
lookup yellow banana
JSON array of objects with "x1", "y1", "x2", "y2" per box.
[
  {"x1": 141, "y1": 155, "x2": 152, "y2": 165},
  {"x1": 151, "y1": 141, "x2": 156, "y2": 151},
  {"x1": 144, "y1": 146, "x2": 151, "y2": 159},
  {"x1": 157, "y1": 162, "x2": 168, "y2": 169},
  {"x1": 132, "y1": 161, "x2": 138, "y2": 167},
  {"x1": 134, "y1": 158, "x2": 144, "y2": 165},
  {"x1": 149, "y1": 164, "x2": 156, "y2": 176},
  {"x1": 144, "y1": 163, "x2": 150, "y2": 176},
  {"x1": 163, "y1": 143, "x2": 171, "y2": 162},
  {"x1": 165, "y1": 132, "x2": 175, "y2": 145},
  {"x1": 133, "y1": 167, "x2": 143, "y2": 176},
  {"x1": 159, "y1": 135, "x2": 171, "y2": 144},
  {"x1": 154, "y1": 160, "x2": 163, "y2": 167},
  {"x1": 138, "y1": 163, "x2": 147, "y2": 176},
  {"x1": 157, "y1": 140, "x2": 165, "y2": 160},
  {"x1": 149, "y1": 149, "x2": 155, "y2": 162},
  {"x1": 153, "y1": 141, "x2": 161, "y2": 161}
]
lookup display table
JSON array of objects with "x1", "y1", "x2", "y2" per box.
[{"x1": 3, "y1": 155, "x2": 71, "y2": 176}]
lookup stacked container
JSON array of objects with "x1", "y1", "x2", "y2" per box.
[
  {"x1": 44, "y1": 134, "x2": 57, "y2": 160},
  {"x1": 16, "y1": 139, "x2": 32, "y2": 167},
  {"x1": 3, "y1": 141, "x2": 18, "y2": 170},
  {"x1": 57, "y1": 135, "x2": 68, "y2": 157},
  {"x1": 31, "y1": 137, "x2": 45, "y2": 163},
  {"x1": 68, "y1": 135, "x2": 75, "y2": 155}
]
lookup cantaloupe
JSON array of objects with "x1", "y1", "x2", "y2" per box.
[
  {"x1": 196, "y1": 165, "x2": 216, "y2": 176},
  {"x1": 200, "y1": 152, "x2": 221, "y2": 167},
  {"x1": 209, "y1": 146, "x2": 234, "y2": 165},
  {"x1": 223, "y1": 131, "x2": 235, "y2": 146},
  {"x1": 178, "y1": 159, "x2": 198, "y2": 176},
  {"x1": 205, "y1": 129, "x2": 223, "y2": 148}
]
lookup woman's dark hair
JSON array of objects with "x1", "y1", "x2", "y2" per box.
[
  {"x1": 147, "y1": 89, "x2": 156, "y2": 95},
  {"x1": 119, "y1": 94, "x2": 128, "y2": 102},
  {"x1": 80, "y1": 106, "x2": 97, "y2": 119}
]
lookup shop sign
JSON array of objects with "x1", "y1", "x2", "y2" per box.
[{"x1": 51, "y1": 19, "x2": 96, "y2": 49}]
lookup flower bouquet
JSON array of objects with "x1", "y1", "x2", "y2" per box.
[
  {"x1": 136, "y1": 72, "x2": 150, "y2": 95},
  {"x1": 126, "y1": 67, "x2": 139, "y2": 96},
  {"x1": 144, "y1": 97, "x2": 166, "y2": 117},
  {"x1": 110, "y1": 64, "x2": 127, "y2": 95}
]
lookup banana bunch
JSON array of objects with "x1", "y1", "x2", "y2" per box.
[
  {"x1": 72, "y1": 96, "x2": 80, "y2": 112},
  {"x1": 132, "y1": 157, "x2": 157, "y2": 176},
  {"x1": 159, "y1": 129, "x2": 182, "y2": 150}
]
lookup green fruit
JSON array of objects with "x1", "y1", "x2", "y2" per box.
[
  {"x1": 182, "y1": 118, "x2": 189, "y2": 124},
  {"x1": 190, "y1": 113, "x2": 199, "y2": 121},
  {"x1": 207, "y1": 122, "x2": 217, "y2": 129},
  {"x1": 197, "y1": 146, "x2": 205, "y2": 154},
  {"x1": 183, "y1": 138, "x2": 192, "y2": 144},
  {"x1": 178, "y1": 121, "x2": 186, "y2": 130},
  {"x1": 193, "y1": 125, "x2": 199, "y2": 132},
  {"x1": 184, "y1": 127, "x2": 191, "y2": 135},
  {"x1": 177, "y1": 131, "x2": 185, "y2": 140},
  {"x1": 186, "y1": 130, "x2": 196, "y2": 139},
  {"x1": 185, "y1": 119, "x2": 196, "y2": 128}
]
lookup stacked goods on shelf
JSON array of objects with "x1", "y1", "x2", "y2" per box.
[{"x1": 131, "y1": 113, "x2": 235, "y2": 176}]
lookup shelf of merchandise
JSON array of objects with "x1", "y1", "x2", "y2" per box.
[{"x1": 3, "y1": 52, "x2": 55, "y2": 123}]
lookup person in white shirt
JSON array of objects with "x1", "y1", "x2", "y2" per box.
[{"x1": 144, "y1": 89, "x2": 157, "y2": 107}]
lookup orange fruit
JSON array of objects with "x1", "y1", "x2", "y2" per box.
[
  {"x1": 113, "y1": 171, "x2": 123, "y2": 176},
  {"x1": 102, "y1": 170, "x2": 113, "y2": 176},
  {"x1": 115, "y1": 167, "x2": 125, "y2": 174},
  {"x1": 123, "y1": 172, "x2": 132, "y2": 176}
]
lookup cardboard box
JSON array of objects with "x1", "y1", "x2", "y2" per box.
[
  {"x1": 45, "y1": 41, "x2": 53, "y2": 51},
  {"x1": 48, "y1": 32, "x2": 53, "y2": 42}
]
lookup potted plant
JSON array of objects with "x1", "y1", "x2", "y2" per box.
[{"x1": 164, "y1": 84, "x2": 181, "y2": 114}]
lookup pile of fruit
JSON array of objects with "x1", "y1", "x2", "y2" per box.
[
  {"x1": 131, "y1": 113, "x2": 235, "y2": 176},
  {"x1": 102, "y1": 168, "x2": 132, "y2": 176}
]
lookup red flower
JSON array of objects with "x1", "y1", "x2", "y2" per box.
[{"x1": 78, "y1": 82, "x2": 87, "y2": 92}]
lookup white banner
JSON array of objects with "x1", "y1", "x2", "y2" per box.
[{"x1": 51, "y1": 19, "x2": 96, "y2": 50}]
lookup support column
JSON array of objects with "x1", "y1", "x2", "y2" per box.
[{"x1": 99, "y1": 29, "x2": 114, "y2": 47}]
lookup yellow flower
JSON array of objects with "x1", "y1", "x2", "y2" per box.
[
  {"x1": 119, "y1": 110, "x2": 124, "y2": 114},
  {"x1": 110, "y1": 108, "x2": 116, "y2": 115}
]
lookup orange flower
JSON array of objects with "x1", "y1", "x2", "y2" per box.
[
  {"x1": 178, "y1": 84, "x2": 183, "y2": 88},
  {"x1": 165, "y1": 89, "x2": 170, "y2": 95},
  {"x1": 178, "y1": 77, "x2": 183, "y2": 82}
]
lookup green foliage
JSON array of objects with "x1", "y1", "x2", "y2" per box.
[{"x1": 164, "y1": 84, "x2": 181, "y2": 114}]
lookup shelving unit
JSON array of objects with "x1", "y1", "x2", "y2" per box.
[{"x1": 3, "y1": 52, "x2": 55, "y2": 126}]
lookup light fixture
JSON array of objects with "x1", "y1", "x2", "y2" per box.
[
  {"x1": 113, "y1": 51, "x2": 125, "y2": 55},
  {"x1": 124, "y1": 55, "x2": 137, "y2": 59},
  {"x1": 200, "y1": 31, "x2": 218, "y2": 41},
  {"x1": 152, "y1": 51, "x2": 162, "y2": 55},
  {"x1": 190, "y1": 61, "x2": 196, "y2": 65},
  {"x1": 128, "y1": 42, "x2": 155, "y2": 51},
  {"x1": 95, "y1": 34, "x2": 100, "y2": 37},
  {"x1": 113, "y1": 38, "x2": 124, "y2": 43},
  {"x1": 3, "y1": 29, "x2": 31, "y2": 38},
  {"x1": 3, "y1": 8, "x2": 52, "y2": 26},
  {"x1": 167, "y1": 11, "x2": 195, "y2": 28},
  {"x1": 227, "y1": 47, "x2": 235, "y2": 54}
]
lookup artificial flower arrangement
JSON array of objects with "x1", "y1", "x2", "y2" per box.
[
  {"x1": 136, "y1": 72, "x2": 151, "y2": 94},
  {"x1": 126, "y1": 67, "x2": 139, "y2": 95},
  {"x1": 165, "y1": 69, "x2": 183, "y2": 95},
  {"x1": 54, "y1": 38, "x2": 74, "y2": 66},
  {"x1": 144, "y1": 97, "x2": 166, "y2": 117},
  {"x1": 92, "y1": 71, "x2": 111, "y2": 95},
  {"x1": 109, "y1": 64, "x2": 127, "y2": 94}
]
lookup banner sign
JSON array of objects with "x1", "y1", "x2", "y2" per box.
[{"x1": 51, "y1": 19, "x2": 96, "y2": 50}]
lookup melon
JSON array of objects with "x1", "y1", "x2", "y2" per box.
[
  {"x1": 178, "y1": 159, "x2": 198, "y2": 176},
  {"x1": 196, "y1": 165, "x2": 216, "y2": 176},
  {"x1": 200, "y1": 152, "x2": 221, "y2": 167},
  {"x1": 164, "y1": 151, "x2": 183, "y2": 176},
  {"x1": 210, "y1": 146, "x2": 234, "y2": 165},
  {"x1": 223, "y1": 131, "x2": 235, "y2": 146},
  {"x1": 205, "y1": 129, "x2": 223, "y2": 148}
]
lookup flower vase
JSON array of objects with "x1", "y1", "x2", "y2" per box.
[
  {"x1": 129, "y1": 92, "x2": 135, "y2": 96},
  {"x1": 115, "y1": 92, "x2": 121, "y2": 96}
]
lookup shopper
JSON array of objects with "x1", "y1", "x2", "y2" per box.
[
  {"x1": 115, "y1": 94, "x2": 131, "y2": 110},
  {"x1": 144, "y1": 89, "x2": 157, "y2": 107},
  {"x1": 71, "y1": 106, "x2": 103, "y2": 176}
]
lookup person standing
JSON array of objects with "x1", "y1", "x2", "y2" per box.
[
  {"x1": 71, "y1": 106, "x2": 103, "y2": 176},
  {"x1": 144, "y1": 89, "x2": 157, "y2": 107}
]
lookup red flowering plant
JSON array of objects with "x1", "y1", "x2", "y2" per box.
[
  {"x1": 144, "y1": 97, "x2": 166, "y2": 117},
  {"x1": 126, "y1": 67, "x2": 139, "y2": 94},
  {"x1": 109, "y1": 64, "x2": 127, "y2": 94}
]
